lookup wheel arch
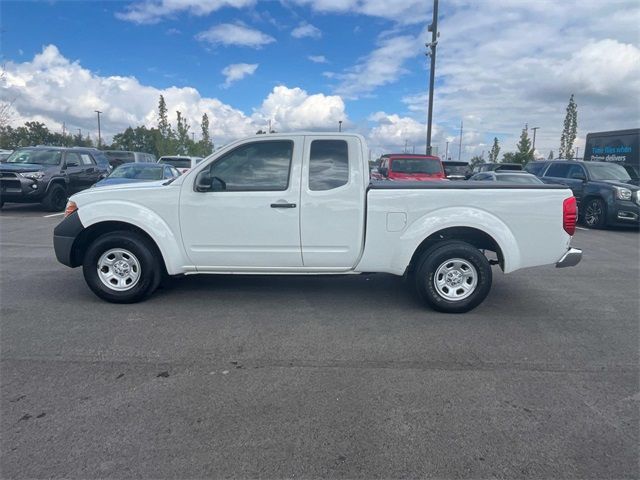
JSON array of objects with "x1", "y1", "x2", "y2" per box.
[
  {"x1": 407, "y1": 226, "x2": 505, "y2": 274},
  {"x1": 69, "y1": 221, "x2": 167, "y2": 273}
]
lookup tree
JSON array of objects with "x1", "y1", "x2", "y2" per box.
[
  {"x1": 559, "y1": 94, "x2": 578, "y2": 159},
  {"x1": 548, "y1": 150, "x2": 554, "y2": 160},
  {"x1": 157, "y1": 95, "x2": 170, "y2": 137},
  {"x1": 488, "y1": 137, "x2": 500, "y2": 163},
  {"x1": 468, "y1": 155, "x2": 485, "y2": 170},
  {"x1": 175, "y1": 111, "x2": 190, "y2": 155},
  {"x1": 512, "y1": 126, "x2": 534, "y2": 165},
  {"x1": 502, "y1": 152, "x2": 516, "y2": 163},
  {"x1": 198, "y1": 113, "x2": 213, "y2": 156}
]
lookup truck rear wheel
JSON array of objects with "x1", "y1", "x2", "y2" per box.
[
  {"x1": 82, "y1": 231, "x2": 162, "y2": 303},
  {"x1": 414, "y1": 240, "x2": 492, "y2": 313}
]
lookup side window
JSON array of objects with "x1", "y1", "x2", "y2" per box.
[
  {"x1": 163, "y1": 166, "x2": 173, "y2": 178},
  {"x1": 65, "y1": 152, "x2": 82, "y2": 166},
  {"x1": 207, "y1": 140, "x2": 293, "y2": 191},
  {"x1": 545, "y1": 163, "x2": 571, "y2": 178},
  {"x1": 80, "y1": 153, "x2": 95, "y2": 166},
  {"x1": 309, "y1": 140, "x2": 349, "y2": 191},
  {"x1": 567, "y1": 164, "x2": 586, "y2": 179}
]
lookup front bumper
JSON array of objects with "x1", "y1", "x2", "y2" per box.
[
  {"x1": 608, "y1": 200, "x2": 640, "y2": 226},
  {"x1": 53, "y1": 211, "x2": 84, "y2": 267},
  {"x1": 556, "y1": 247, "x2": 582, "y2": 268},
  {"x1": 0, "y1": 173, "x2": 48, "y2": 202}
]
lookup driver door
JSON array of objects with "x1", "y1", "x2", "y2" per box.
[{"x1": 179, "y1": 138, "x2": 303, "y2": 270}]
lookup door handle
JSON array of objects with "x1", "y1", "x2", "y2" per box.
[{"x1": 270, "y1": 203, "x2": 296, "y2": 208}]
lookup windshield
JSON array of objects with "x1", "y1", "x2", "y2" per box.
[
  {"x1": 6, "y1": 149, "x2": 62, "y2": 165},
  {"x1": 159, "y1": 158, "x2": 191, "y2": 169},
  {"x1": 585, "y1": 163, "x2": 631, "y2": 181},
  {"x1": 108, "y1": 164, "x2": 163, "y2": 180},
  {"x1": 496, "y1": 174, "x2": 542, "y2": 184},
  {"x1": 391, "y1": 158, "x2": 442, "y2": 174}
]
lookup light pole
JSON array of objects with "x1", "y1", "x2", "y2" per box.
[
  {"x1": 94, "y1": 110, "x2": 102, "y2": 147},
  {"x1": 338, "y1": 120, "x2": 343, "y2": 132},
  {"x1": 444, "y1": 141, "x2": 449, "y2": 161},
  {"x1": 425, "y1": 0, "x2": 439, "y2": 155},
  {"x1": 531, "y1": 126, "x2": 540, "y2": 157}
]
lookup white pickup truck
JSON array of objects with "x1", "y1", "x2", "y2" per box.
[{"x1": 54, "y1": 133, "x2": 581, "y2": 313}]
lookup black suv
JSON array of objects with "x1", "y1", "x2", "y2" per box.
[
  {"x1": 0, "y1": 147, "x2": 109, "y2": 211},
  {"x1": 525, "y1": 160, "x2": 639, "y2": 228}
]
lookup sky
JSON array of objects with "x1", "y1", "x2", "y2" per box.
[{"x1": 1, "y1": 0, "x2": 639, "y2": 161}]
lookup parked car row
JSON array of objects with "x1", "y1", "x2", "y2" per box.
[{"x1": 0, "y1": 147, "x2": 204, "y2": 211}]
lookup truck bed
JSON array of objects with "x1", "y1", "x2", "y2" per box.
[{"x1": 369, "y1": 181, "x2": 566, "y2": 190}]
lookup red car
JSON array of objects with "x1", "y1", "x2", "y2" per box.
[{"x1": 372, "y1": 153, "x2": 445, "y2": 181}]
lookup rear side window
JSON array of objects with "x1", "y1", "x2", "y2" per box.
[
  {"x1": 80, "y1": 154, "x2": 95, "y2": 166},
  {"x1": 545, "y1": 163, "x2": 571, "y2": 178},
  {"x1": 309, "y1": 140, "x2": 349, "y2": 191}
]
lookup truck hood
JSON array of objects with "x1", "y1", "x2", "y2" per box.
[
  {"x1": 389, "y1": 172, "x2": 444, "y2": 181},
  {"x1": 0, "y1": 163, "x2": 54, "y2": 173},
  {"x1": 598, "y1": 179, "x2": 640, "y2": 189},
  {"x1": 93, "y1": 178, "x2": 165, "y2": 188}
]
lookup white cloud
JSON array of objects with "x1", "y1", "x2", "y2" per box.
[
  {"x1": 116, "y1": 0, "x2": 255, "y2": 24},
  {"x1": 332, "y1": 34, "x2": 418, "y2": 99},
  {"x1": 291, "y1": 22, "x2": 322, "y2": 39},
  {"x1": 253, "y1": 86, "x2": 346, "y2": 131},
  {"x1": 308, "y1": 55, "x2": 328, "y2": 63},
  {"x1": 1, "y1": 45, "x2": 347, "y2": 144},
  {"x1": 289, "y1": 0, "x2": 429, "y2": 24},
  {"x1": 195, "y1": 23, "x2": 275, "y2": 48},
  {"x1": 221, "y1": 63, "x2": 258, "y2": 87}
]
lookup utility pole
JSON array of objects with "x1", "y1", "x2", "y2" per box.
[
  {"x1": 425, "y1": 0, "x2": 439, "y2": 155},
  {"x1": 192, "y1": 132, "x2": 195, "y2": 142},
  {"x1": 404, "y1": 139, "x2": 409, "y2": 153},
  {"x1": 444, "y1": 141, "x2": 449, "y2": 161},
  {"x1": 338, "y1": 120, "x2": 342, "y2": 132},
  {"x1": 457, "y1": 120, "x2": 463, "y2": 162},
  {"x1": 62, "y1": 122, "x2": 66, "y2": 137},
  {"x1": 531, "y1": 126, "x2": 540, "y2": 155},
  {"x1": 268, "y1": 119, "x2": 272, "y2": 133},
  {"x1": 77, "y1": 128, "x2": 82, "y2": 139},
  {"x1": 94, "y1": 110, "x2": 102, "y2": 147},
  {"x1": 575, "y1": 146, "x2": 580, "y2": 160}
]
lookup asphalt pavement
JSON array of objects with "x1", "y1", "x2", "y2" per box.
[{"x1": 1, "y1": 203, "x2": 638, "y2": 479}]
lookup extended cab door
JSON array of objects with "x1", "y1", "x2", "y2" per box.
[
  {"x1": 299, "y1": 135, "x2": 365, "y2": 269},
  {"x1": 179, "y1": 138, "x2": 303, "y2": 269}
]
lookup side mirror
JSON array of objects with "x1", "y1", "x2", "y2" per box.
[
  {"x1": 570, "y1": 172, "x2": 586, "y2": 181},
  {"x1": 66, "y1": 161, "x2": 79, "y2": 167},
  {"x1": 195, "y1": 171, "x2": 212, "y2": 192},
  {"x1": 378, "y1": 167, "x2": 388, "y2": 177},
  {"x1": 195, "y1": 171, "x2": 226, "y2": 192}
]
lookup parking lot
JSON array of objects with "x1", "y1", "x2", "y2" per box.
[{"x1": 1, "y1": 204, "x2": 638, "y2": 479}]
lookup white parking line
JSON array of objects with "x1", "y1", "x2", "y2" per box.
[
  {"x1": 576, "y1": 226, "x2": 589, "y2": 231},
  {"x1": 43, "y1": 212, "x2": 65, "y2": 218}
]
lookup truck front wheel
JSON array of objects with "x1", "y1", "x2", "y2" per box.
[
  {"x1": 82, "y1": 231, "x2": 162, "y2": 303},
  {"x1": 414, "y1": 240, "x2": 492, "y2": 313}
]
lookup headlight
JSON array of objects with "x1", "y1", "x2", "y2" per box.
[
  {"x1": 19, "y1": 171, "x2": 45, "y2": 180},
  {"x1": 614, "y1": 186, "x2": 632, "y2": 201}
]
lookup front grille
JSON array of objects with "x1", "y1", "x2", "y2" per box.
[{"x1": 0, "y1": 172, "x2": 18, "y2": 179}]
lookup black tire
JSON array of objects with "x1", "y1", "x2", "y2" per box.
[
  {"x1": 414, "y1": 240, "x2": 492, "y2": 313},
  {"x1": 82, "y1": 230, "x2": 162, "y2": 303},
  {"x1": 582, "y1": 198, "x2": 607, "y2": 229},
  {"x1": 41, "y1": 183, "x2": 67, "y2": 212}
]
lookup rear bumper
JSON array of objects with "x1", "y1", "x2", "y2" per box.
[
  {"x1": 555, "y1": 247, "x2": 582, "y2": 268},
  {"x1": 53, "y1": 211, "x2": 84, "y2": 267}
]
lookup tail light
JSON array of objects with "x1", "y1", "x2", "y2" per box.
[{"x1": 563, "y1": 197, "x2": 577, "y2": 236}]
